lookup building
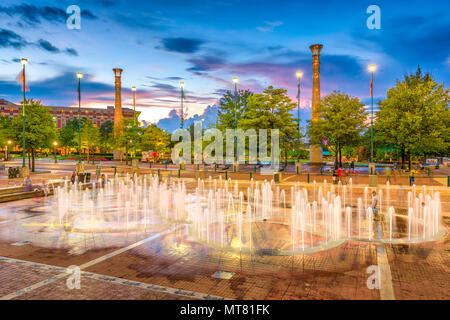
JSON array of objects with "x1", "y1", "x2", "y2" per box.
[{"x1": 0, "y1": 99, "x2": 138, "y2": 129}]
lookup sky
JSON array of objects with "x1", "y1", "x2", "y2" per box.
[{"x1": 0, "y1": 0, "x2": 449, "y2": 131}]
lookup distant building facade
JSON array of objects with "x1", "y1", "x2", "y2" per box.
[{"x1": 0, "y1": 99, "x2": 138, "y2": 130}]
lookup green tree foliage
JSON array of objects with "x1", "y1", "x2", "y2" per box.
[
  {"x1": 376, "y1": 67, "x2": 450, "y2": 169},
  {"x1": 308, "y1": 91, "x2": 367, "y2": 168},
  {"x1": 240, "y1": 86, "x2": 297, "y2": 164},
  {"x1": 99, "y1": 120, "x2": 114, "y2": 153},
  {"x1": 59, "y1": 118, "x2": 79, "y2": 156},
  {"x1": 216, "y1": 89, "x2": 252, "y2": 131},
  {"x1": 11, "y1": 99, "x2": 58, "y2": 171},
  {"x1": 0, "y1": 116, "x2": 13, "y2": 147},
  {"x1": 115, "y1": 118, "x2": 144, "y2": 164},
  {"x1": 80, "y1": 118, "x2": 100, "y2": 163},
  {"x1": 140, "y1": 124, "x2": 171, "y2": 156}
]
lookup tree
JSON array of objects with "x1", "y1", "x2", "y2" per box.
[
  {"x1": 376, "y1": 67, "x2": 450, "y2": 170},
  {"x1": 99, "y1": 120, "x2": 114, "y2": 153},
  {"x1": 140, "y1": 124, "x2": 171, "y2": 156},
  {"x1": 240, "y1": 86, "x2": 297, "y2": 165},
  {"x1": 216, "y1": 89, "x2": 252, "y2": 132},
  {"x1": 0, "y1": 116, "x2": 12, "y2": 146},
  {"x1": 11, "y1": 99, "x2": 58, "y2": 171},
  {"x1": 59, "y1": 119, "x2": 79, "y2": 156},
  {"x1": 80, "y1": 118, "x2": 100, "y2": 164},
  {"x1": 115, "y1": 118, "x2": 143, "y2": 165},
  {"x1": 308, "y1": 91, "x2": 367, "y2": 168}
]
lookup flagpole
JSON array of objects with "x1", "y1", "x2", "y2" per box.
[
  {"x1": 21, "y1": 59, "x2": 28, "y2": 168},
  {"x1": 370, "y1": 68, "x2": 374, "y2": 163}
]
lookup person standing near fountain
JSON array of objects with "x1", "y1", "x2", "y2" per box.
[{"x1": 371, "y1": 190, "x2": 379, "y2": 220}]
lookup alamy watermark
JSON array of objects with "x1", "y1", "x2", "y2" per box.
[
  {"x1": 67, "y1": 5, "x2": 81, "y2": 30},
  {"x1": 66, "y1": 265, "x2": 81, "y2": 290},
  {"x1": 366, "y1": 265, "x2": 380, "y2": 290},
  {"x1": 366, "y1": 5, "x2": 381, "y2": 30},
  {"x1": 171, "y1": 122, "x2": 280, "y2": 174}
]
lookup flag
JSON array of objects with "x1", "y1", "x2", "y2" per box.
[
  {"x1": 370, "y1": 77, "x2": 373, "y2": 96},
  {"x1": 16, "y1": 70, "x2": 29, "y2": 92}
]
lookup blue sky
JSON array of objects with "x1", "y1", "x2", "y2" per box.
[{"x1": 0, "y1": 0, "x2": 449, "y2": 130}]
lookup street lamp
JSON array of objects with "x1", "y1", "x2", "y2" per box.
[
  {"x1": 53, "y1": 141, "x2": 58, "y2": 164},
  {"x1": 296, "y1": 71, "x2": 303, "y2": 160},
  {"x1": 21, "y1": 58, "x2": 28, "y2": 168},
  {"x1": 132, "y1": 86, "x2": 137, "y2": 160},
  {"x1": 5, "y1": 140, "x2": 11, "y2": 161},
  {"x1": 233, "y1": 77, "x2": 238, "y2": 162},
  {"x1": 368, "y1": 64, "x2": 376, "y2": 164},
  {"x1": 180, "y1": 82, "x2": 185, "y2": 129},
  {"x1": 76, "y1": 73, "x2": 83, "y2": 164}
]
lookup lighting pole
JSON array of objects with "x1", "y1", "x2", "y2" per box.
[
  {"x1": 6, "y1": 140, "x2": 11, "y2": 161},
  {"x1": 77, "y1": 73, "x2": 83, "y2": 164},
  {"x1": 233, "y1": 77, "x2": 238, "y2": 162},
  {"x1": 369, "y1": 64, "x2": 376, "y2": 164},
  {"x1": 296, "y1": 71, "x2": 303, "y2": 160},
  {"x1": 132, "y1": 86, "x2": 137, "y2": 160},
  {"x1": 53, "y1": 141, "x2": 58, "y2": 163},
  {"x1": 180, "y1": 82, "x2": 184, "y2": 129},
  {"x1": 21, "y1": 58, "x2": 27, "y2": 168}
]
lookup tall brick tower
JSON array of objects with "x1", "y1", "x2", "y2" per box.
[
  {"x1": 309, "y1": 44, "x2": 323, "y2": 164},
  {"x1": 113, "y1": 68, "x2": 123, "y2": 136}
]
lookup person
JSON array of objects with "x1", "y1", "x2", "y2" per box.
[
  {"x1": 410, "y1": 169, "x2": 416, "y2": 184},
  {"x1": 332, "y1": 169, "x2": 337, "y2": 184},
  {"x1": 23, "y1": 175, "x2": 32, "y2": 192},
  {"x1": 371, "y1": 190, "x2": 379, "y2": 220},
  {"x1": 70, "y1": 172, "x2": 76, "y2": 184}
]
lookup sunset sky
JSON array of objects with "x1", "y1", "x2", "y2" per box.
[{"x1": 0, "y1": 0, "x2": 449, "y2": 129}]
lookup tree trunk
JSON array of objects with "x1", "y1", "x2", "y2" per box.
[
  {"x1": 401, "y1": 146, "x2": 406, "y2": 169},
  {"x1": 334, "y1": 145, "x2": 338, "y2": 170},
  {"x1": 408, "y1": 148, "x2": 412, "y2": 171},
  {"x1": 31, "y1": 148, "x2": 35, "y2": 172},
  {"x1": 28, "y1": 150, "x2": 31, "y2": 169},
  {"x1": 338, "y1": 144, "x2": 342, "y2": 168}
]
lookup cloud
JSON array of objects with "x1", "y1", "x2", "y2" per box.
[
  {"x1": 156, "y1": 105, "x2": 219, "y2": 133},
  {"x1": 0, "y1": 28, "x2": 79, "y2": 56},
  {"x1": 186, "y1": 55, "x2": 227, "y2": 74},
  {"x1": 158, "y1": 37, "x2": 205, "y2": 54},
  {"x1": 37, "y1": 39, "x2": 60, "y2": 53},
  {"x1": 0, "y1": 5, "x2": 97, "y2": 26},
  {"x1": 257, "y1": 21, "x2": 283, "y2": 32},
  {"x1": 0, "y1": 28, "x2": 28, "y2": 49}
]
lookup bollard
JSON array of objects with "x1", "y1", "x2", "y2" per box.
[
  {"x1": 197, "y1": 164, "x2": 200, "y2": 171},
  {"x1": 225, "y1": 171, "x2": 228, "y2": 180},
  {"x1": 296, "y1": 166, "x2": 299, "y2": 175},
  {"x1": 409, "y1": 176, "x2": 412, "y2": 186},
  {"x1": 307, "y1": 173, "x2": 310, "y2": 184},
  {"x1": 214, "y1": 164, "x2": 217, "y2": 172},
  {"x1": 320, "y1": 167, "x2": 323, "y2": 175},
  {"x1": 250, "y1": 172, "x2": 252, "y2": 180},
  {"x1": 178, "y1": 169, "x2": 181, "y2": 178},
  {"x1": 254, "y1": 165, "x2": 257, "y2": 173},
  {"x1": 448, "y1": 176, "x2": 450, "y2": 187},
  {"x1": 114, "y1": 166, "x2": 117, "y2": 176},
  {"x1": 158, "y1": 169, "x2": 160, "y2": 178},
  {"x1": 427, "y1": 167, "x2": 430, "y2": 176},
  {"x1": 165, "y1": 163, "x2": 167, "y2": 169},
  {"x1": 149, "y1": 162, "x2": 152, "y2": 168}
]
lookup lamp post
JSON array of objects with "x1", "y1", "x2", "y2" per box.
[
  {"x1": 296, "y1": 71, "x2": 303, "y2": 160},
  {"x1": 368, "y1": 64, "x2": 376, "y2": 164},
  {"x1": 5, "y1": 140, "x2": 11, "y2": 161},
  {"x1": 233, "y1": 77, "x2": 238, "y2": 162},
  {"x1": 77, "y1": 73, "x2": 83, "y2": 164},
  {"x1": 132, "y1": 86, "x2": 137, "y2": 160},
  {"x1": 21, "y1": 58, "x2": 27, "y2": 168},
  {"x1": 180, "y1": 82, "x2": 184, "y2": 129},
  {"x1": 53, "y1": 141, "x2": 58, "y2": 163}
]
